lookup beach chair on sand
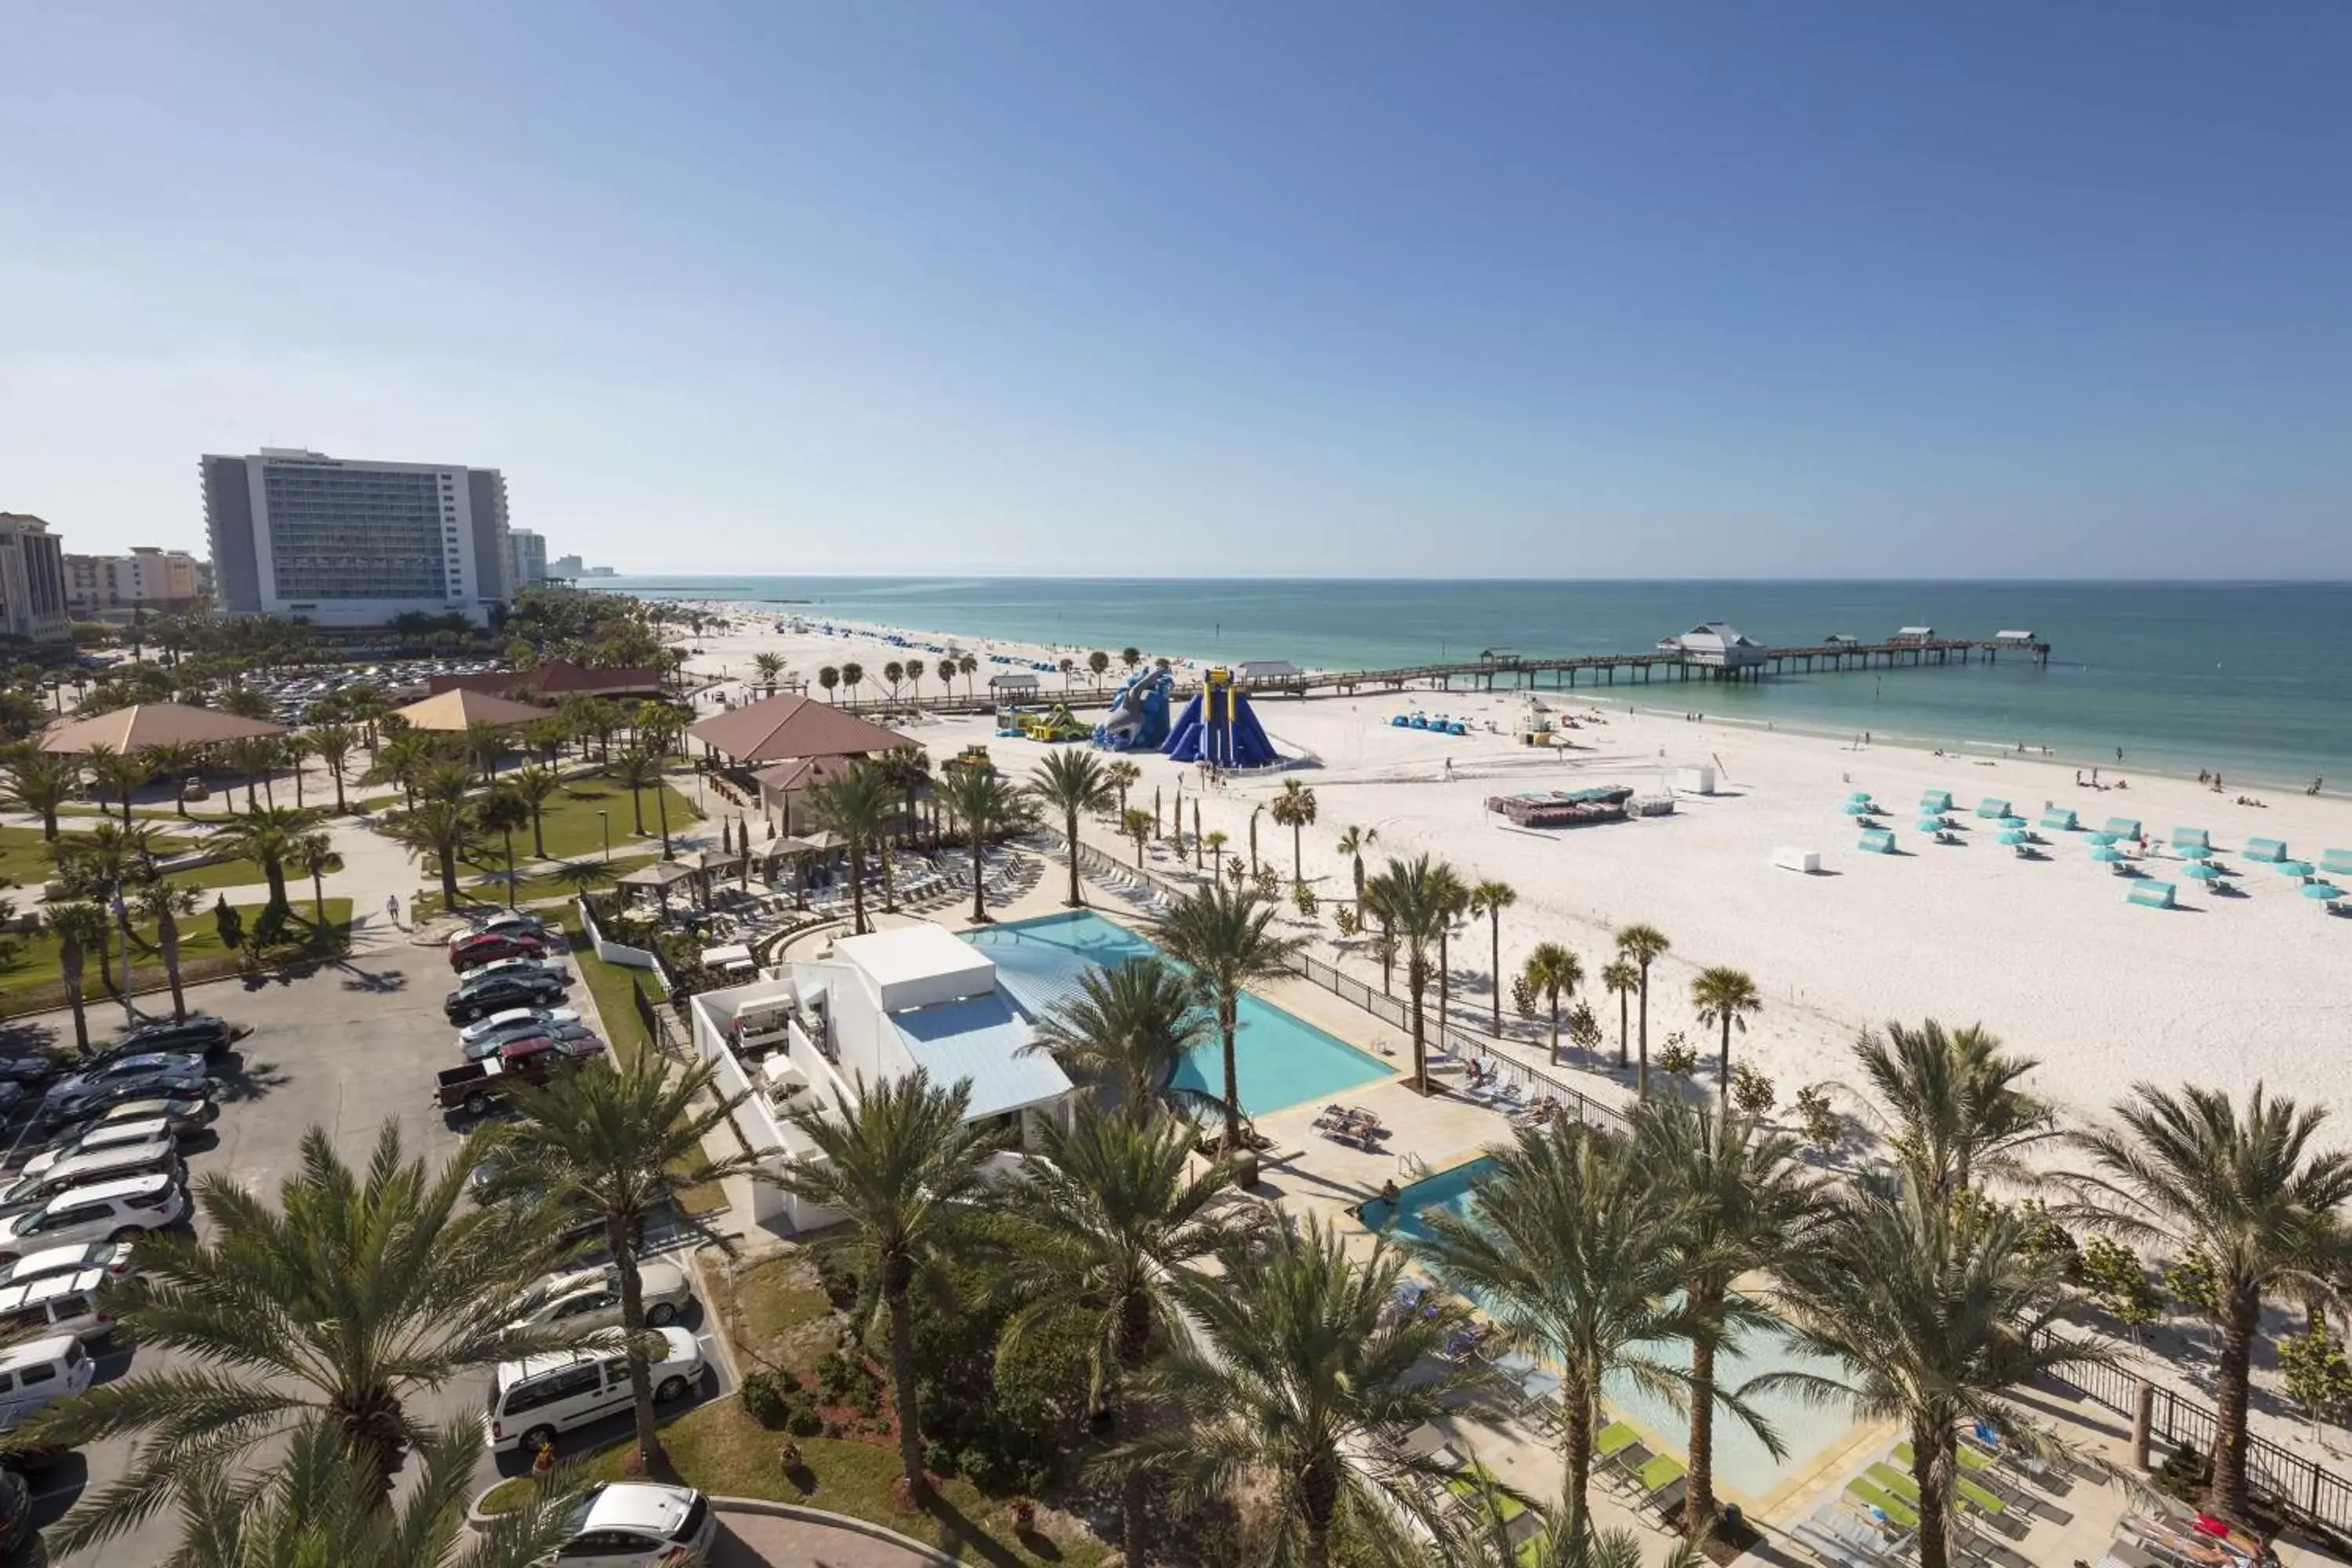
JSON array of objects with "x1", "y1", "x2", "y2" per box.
[
  {"x1": 2128, "y1": 881, "x2": 2177, "y2": 910},
  {"x1": 2245, "y1": 837, "x2": 2288, "y2": 864}
]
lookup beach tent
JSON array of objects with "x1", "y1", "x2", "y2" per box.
[
  {"x1": 2128, "y1": 882, "x2": 2177, "y2": 910},
  {"x1": 2102, "y1": 816, "x2": 2143, "y2": 840},
  {"x1": 2245, "y1": 837, "x2": 2288, "y2": 864},
  {"x1": 1975, "y1": 798, "x2": 2010, "y2": 819},
  {"x1": 1919, "y1": 789, "x2": 1955, "y2": 814},
  {"x1": 1857, "y1": 828, "x2": 1897, "y2": 855},
  {"x1": 2038, "y1": 808, "x2": 2078, "y2": 832},
  {"x1": 2183, "y1": 862, "x2": 2224, "y2": 882},
  {"x1": 2170, "y1": 828, "x2": 2211, "y2": 853},
  {"x1": 2322, "y1": 850, "x2": 2352, "y2": 878}
]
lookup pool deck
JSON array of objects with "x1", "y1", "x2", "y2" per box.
[{"x1": 789, "y1": 847, "x2": 2348, "y2": 1566}]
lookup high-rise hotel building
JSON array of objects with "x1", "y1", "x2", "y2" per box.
[{"x1": 201, "y1": 448, "x2": 513, "y2": 626}]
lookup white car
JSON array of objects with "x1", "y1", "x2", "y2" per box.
[
  {"x1": 0, "y1": 1268, "x2": 118, "y2": 1344},
  {"x1": 505, "y1": 1261, "x2": 695, "y2": 1334},
  {"x1": 0, "y1": 1241, "x2": 134, "y2": 1292},
  {"x1": 546, "y1": 1483, "x2": 716, "y2": 1567},
  {"x1": 0, "y1": 1334, "x2": 95, "y2": 1425},
  {"x1": 0, "y1": 1173, "x2": 187, "y2": 1264},
  {"x1": 485, "y1": 1327, "x2": 703, "y2": 1454},
  {"x1": 21, "y1": 1118, "x2": 178, "y2": 1177},
  {"x1": 456, "y1": 1006, "x2": 581, "y2": 1050}
]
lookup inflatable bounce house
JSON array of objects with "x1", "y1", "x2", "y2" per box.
[
  {"x1": 1163, "y1": 667, "x2": 1279, "y2": 768},
  {"x1": 1018, "y1": 705, "x2": 1091, "y2": 743},
  {"x1": 1094, "y1": 666, "x2": 1174, "y2": 752}
]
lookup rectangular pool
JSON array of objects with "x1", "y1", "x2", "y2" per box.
[
  {"x1": 964, "y1": 910, "x2": 1392, "y2": 1117},
  {"x1": 1363, "y1": 1155, "x2": 1857, "y2": 1501}
]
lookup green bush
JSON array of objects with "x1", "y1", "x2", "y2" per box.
[
  {"x1": 1657, "y1": 1033, "x2": 1699, "y2": 1078},
  {"x1": 1730, "y1": 1062, "x2": 1775, "y2": 1117},
  {"x1": 740, "y1": 1370, "x2": 789, "y2": 1428},
  {"x1": 812, "y1": 1247, "x2": 861, "y2": 1311},
  {"x1": 786, "y1": 1402, "x2": 823, "y2": 1437}
]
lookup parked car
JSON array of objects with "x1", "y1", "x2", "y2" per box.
[
  {"x1": 546, "y1": 1483, "x2": 716, "y2": 1568},
  {"x1": 0, "y1": 1267, "x2": 118, "y2": 1344},
  {"x1": 0, "y1": 1172, "x2": 189, "y2": 1264},
  {"x1": 505, "y1": 1259, "x2": 694, "y2": 1334},
  {"x1": 0, "y1": 1466, "x2": 27, "y2": 1555},
  {"x1": 450, "y1": 932, "x2": 550, "y2": 973},
  {"x1": 22, "y1": 1116, "x2": 181, "y2": 1174},
  {"x1": 0, "y1": 1241, "x2": 135, "y2": 1292},
  {"x1": 449, "y1": 912, "x2": 550, "y2": 950},
  {"x1": 0, "y1": 1052, "x2": 62, "y2": 1087},
  {"x1": 456, "y1": 1005, "x2": 582, "y2": 1051},
  {"x1": 461, "y1": 954, "x2": 572, "y2": 986},
  {"x1": 434, "y1": 1036, "x2": 604, "y2": 1116},
  {"x1": 104, "y1": 1013, "x2": 242, "y2": 1058},
  {"x1": 484, "y1": 1327, "x2": 703, "y2": 1454},
  {"x1": 462, "y1": 1023, "x2": 597, "y2": 1064},
  {"x1": 0, "y1": 1140, "x2": 183, "y2": 1218},
  {"x1": 37, "y1": 1058, "x2": 212, "y2": 1131},
  {"x1": 75, "y1": 1094, "x2": 217, "y2": 1137},
  {"x1": 445, "y1": 970, "x2": 570, "y2": 1025},
  {"x1": 0, "y1": 1334, "x2": 95, "y2": 1427}
]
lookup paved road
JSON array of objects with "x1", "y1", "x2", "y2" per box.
[{"x1": 713, "y1": 1509, "x2": 946, "y2": 1568}]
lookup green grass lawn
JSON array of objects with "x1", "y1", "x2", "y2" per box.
[
  {"x1": 528, "y1": 774, "x2": 702, "y2": 862},
  {"x1": 568, "y1": 922, "x2": 666, "y2": 1069},
  {"x1": 0, "y1": 898, "x2": 354, "y2": 1018},
  {"x1": 462, "y1": 853, "x2": 659, "y2": 909},
  {"x1": 0, "y1": 825, "x2": 267, "y2": 894}
]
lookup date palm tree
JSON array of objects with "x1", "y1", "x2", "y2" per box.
[
  {"x1": 495, "y1": 1054, "x2": 764, "y2": 1474},
  {"x1": 1769, "y1": 1166, "x2": 2106, "y2": 1568},
  {"x1": 1, "y1": 744, "x2": 78, "y2": 839},
  {"x1": 296, "y1": 832, "x2": 340, "y2": 928},
  {"x1": 936, "y1": 764, "x2": 1033, "y2": 924},
  {"x1": 24, "y1": 1123, "x2": 567, "y2": 1557},
  {"x1": 474, "y1": 787, "x2": 532, "y2": 909},
  {"x1": 390, "y1": 798, "x2": 477, "y2": 910},
  {"x1": 132, "y1": 879, "x2": 201, "y2": 1022},
  {"x1": 504, "y1": 764, "x2": 564, "y2": 860},
  {"x1": 309, "y1": 724, "x2": 360, "y2": 813},
  {"x1": 209, "y1": 805, "x2": 316, "y2": 916},
  {"x1": 1690, "y1": 967, "x2": 1762, "y2": 1097},
  {"x1": 1028, "y1": 750, "x2": 1115, "y2": 908},
  {"x1": 995, "y1": 1106, "x2": 1250, "y2": 1564},
  {"x1": 1107, "y1": 1214, "x2": 1490, "y2": 1568},
  {"x1": 1600, "y1": 958, "x2": 1639, "y2": 1069},
  {"x1": 1612, "y1": 924, "x2": 1671, "y2": 1098},
  {"x1": 1635, "y1": 1095, "x2": 1824, "y2": 1541},
  {"x1": 1360, "y1": 855, "x2": 1460, "y2": 1094},
  {"x1": 607, "y1": 745, "x2": 659, "y2": 842},
  {"x1": 1409, "y1": 1120, "x2": 1712, "y2": 1519},
  {"x1": 805, "y1": 761, "x2": 897, "y2": 935},
  {"x1": 1025, "y1": 956, "x2": 1214, "y2": 1123},
  {"x1": 1469, "y1": 879, "x2": 1516, "y2": 1033},
  {"x1": 365, "y1": 729, "x2": 435, "y2": 810},
  {"x1": 1857, "y1": 1020, "x2": 2054, "y2": 1203},
  {"x1": 773, "y1": 1070, "x2": 1004, "y2": 1504},
  {"x1": 85, "y1": 742, "x2": 154, "y2": 826},
  {"x1": 44, "y1": 902, "x2": 106, "y2": 1051},
  {"x1": 1148, "y1": 883, "x2": 1303, "y2": 1158},
  {"x1": 2067, "y1": 1083, "x2": 2352, "y2": 1523},
  {"x1": 1269, "y1": 779, "x2": 1317, "y2": 883},
  {"x1": 1520, "y1": 942, "x2": 1584, "y2": 1065}
]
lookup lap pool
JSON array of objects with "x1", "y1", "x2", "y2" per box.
[
  {"x1": 964, "y1": 910, "x2": 1392, "y2": 1117},
  {"x1": 1362, "y1": 1156, "x2": 1857, "y2": 1501}
]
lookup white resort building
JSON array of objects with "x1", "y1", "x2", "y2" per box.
[{"x1": 688, "y1": 923, "x2": 1075, "y2": 1232}]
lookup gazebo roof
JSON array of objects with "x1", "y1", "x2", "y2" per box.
[
  {"x1": 40, "y1": 703, "x2": 285, "y2": 754},
  {"x1": 389, "y1": 688, "x2": 551, "y2": 732},
  {"x1": 687, "y1": 694, "x2": 913, "y2": 765},
  {"x1": 615, "y1": 860, "x2": 697, "y2": 890}
]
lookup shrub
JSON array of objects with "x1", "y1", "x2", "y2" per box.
[
  {"x1": 1334, "y1": 904, "x2": 1361, "y2": 938},
  {"x1": 2281, "y1": 1320, "x2": 2352, "y2": 1425},
  {"x1": 2166, "y1": 1251, "x2": 2221, "y2": 1320},
  {"x1": 1290, "y1": 881, "x2": 1317, "y2": 917},
  {"x1": 1657, "y1": 1035, "x2": 1699, "y2": 1079},
  {"x1": 2079, "y1": 1235, "x2": 2161, "y2": 1331},
  {"x1": 1729, "y1": 1062, "x2": 1775, "y2": 1117},
  {"x1": 787, "y1": 1402, "x2": 823, "y2": 1437},
  {"x1": 1566, "y1": 1002, "x2": 1602, "y2": 1054},
  {"x1": 1792, "y1": 1085, "x2": 1842, "y2": 1152},
  {"x1": 1510, "y1": 975, "x2": 1537, "y2": 1020},
  {"x1": 740, "y1": 1370, "x2": 790, "y2": 1428},
  {"x1": 1254, "y1": 864, "x2": 1282, "y2": 900},
  {"x1": 817, "y1": 1348, "x2": 862, "y2": 1404},
  {"x1": 924, "y1": 1439, "x2": 959, "y2": 1476}
]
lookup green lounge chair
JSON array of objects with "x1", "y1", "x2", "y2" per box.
[
  {"x1": 1635, "y1": 1453, "x2": 1685, "y2": 1494},
  {"x1": 1868, "y1": 1461, "x2": 2009, "y2": 1524},
  {"x1": 2128, "y1": 881, "x2": 2176, "y2": 909},
  {"x1": 1593, "y1": 1421, "x2": 1642, "y2": 1461},
  {"x1": 1895, "y1": 1439, "x2": 1994, "y2": 1476},
  {"x1": 2245, "y1": 837, "x2": 2288, "y2": 863},
  {"x1": 1846, "y1": 1476, "x2": 1921, "y2": 1532}
]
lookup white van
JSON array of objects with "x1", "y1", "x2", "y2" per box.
[
  {"x1": 485, "y1": 1327, "x2": 703, "y2": 1454},
  {"x1": 0, "y1": 1334, "x2": 95, "y2": 1424},
  {"x1": 0, "y1": 1142, "x2": 183, "y2": 1215},
  {"x1": 0, "y1": 1269, "x2": 115, "y2": 1343}
]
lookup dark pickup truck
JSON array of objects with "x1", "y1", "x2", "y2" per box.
[{"x1": 432, "y1": 1036, "x2": 605, "y2": 1116}]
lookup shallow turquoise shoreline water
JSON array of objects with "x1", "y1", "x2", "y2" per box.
[{"x1": 609, "y1": 576, "x2": 2352, "y2": 788}]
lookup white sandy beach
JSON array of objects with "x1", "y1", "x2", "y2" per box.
[{"x1": 670, "y1": 601, "x2": 2352, "y2": 1130}]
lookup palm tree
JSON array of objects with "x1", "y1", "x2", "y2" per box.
[
  {"x1": 390, "y1": 799, "x2": 477, "y2": 910},
  {"x1": 936, "y1": 764, "x2": 1033, "y2": 924},
  {"x1": 419, "y1": 761, "x2": 475, "y2": 806},
  {"x1": 935, "y1": 656, "x2": 957, "y2": 697},
  {"x1": 473, "y1": 788, "x2": 532, "y2": 909},
  {"x1": 608, "y1": 745, "x2": 659, "y2": 840},
  {"x1": 1120, "y1": 645, "x2": 1142, "y2": 673},
  {"x1": 310, "y1": 724, "x2": 359, "y2": 813},
  {"x1": 1269, "y1": 779, "x2": 1317, "y2": 883},
  {"x1": 1613, "y1": 924, "x2": 1671, "y2": 1098},
  {"x1": 505, "y1": 764, "x2": 564, "y2": 860},
  {"x1": 281, "y1": 732, "x2": 315, "y2": 809},
  {"x1": 773, "y1": 1070, "x2": 1004, "y2": 1503},
  {"x1": 24, "y1": 1123, "x2": 565, "y2": 1556},
  {"x1": 85, "y1": 742, "x2": 154, "y2": 826},
  {"x1": 143, "y1": 740, "x2": 208, "y2": 819},
  {"x1": 839, "y1": 660, "x2": 864, "y2": 701},
  {"x1": 1148, "y1": 883, "x2": 1303, "y2": 1159},
  {"x1": 805, "y1": 761, "x2": 898, "y2": 935},
  {"x1": 956, "y1": 652, "x2": 978, "y2": 695},
  {"x1": 162, "y1": 1417, "x2": 587, "y2": 1568},
  {"x1": 1857, "y1": 1020, "x2": 2054, "y2": 1203},
  {"x1": 1636, "y1": 1096, "x2": 1823, "y2": 1541},
  {"x1": 1028, "y1": 751, "x2": 1114, "y2": 908},
  {"x1": 297, "y1": 832, "x2": 340, "y2": 928},
  {"x1": 1690, "y1": 967, "x2": 1762, "y2": 1097},
  {"x1": 210, "y1": 806, "x2": 316, "y2": 915},
  {"x1": 874, "y1": 747, "x2": 932, "y2": 851},
  {"x1": 495, "y1": 1054, "x2": 763, "y2": 1472},
  {"x1": 132, "y1": 880, "x2": 200, "y2": 1022},
  {"x1": 1409, "y1": 1119, "x2": 1709, "y2": 1518},
  {"x1": 1432, "y1": 865, "x2": 1472, "y2": 1036},
  {"x1": 459, "y1": 721, "x2": 507, "y2": 782},
  {"x1": 1521, "y1": 943, "x2": 1584, "y2": 1065},
  {"x1": 223, "y1": 735, "x2": 279, "y2": 810},
  {"x1": 44, "y1": 902, "x2": 106, "y2": 1051},
  {"x1": 1769, "y1": 1167, "x2": 2105, "y2": 1568},
  {"x1": 1203, "y1": 829, "x2": 1228, "y2": 879},
  {"x1": 995, "y1": 1107, "x2": 1250, "y2": 1563},
  {"x1": 1105, "y1": 758, "x2": 1140, "y2": 815},
  {"x1": 2067, "y1": 1083, "x2": 2352, "y2": 1523},
  {"x1": 365, "y1": 730, "x2": 435, "y2": 810},
  {"x1": 1122, "y1": 807, "x2": 1152, "y2": 866},
  {"x1": 817, "y1": 665, "x2": 840, "y2": 702},
  {"x1": 1360, "y1": 855, "x2": 1459, "y2": 1094},
  {"x1": 753, "y1": 651, "x2": 784, "y2": 695},
  {"x1": 1025, "y1": 956, "x2": 1214, "y2": 1122},
  {"x1": 1600, "y1": 959, "x2": 1639, "y2": 1069},
  {"x1": 1, "y1": 744, "x2": 78, "y2": 839},
  {"x1": 1469, "y1": 879, "x2": 1516, "y2": 1033},
  {"x1": 1109, "y1": 1214, "x2": 1491, "y2": 1568}
]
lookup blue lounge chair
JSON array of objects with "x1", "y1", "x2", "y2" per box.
[
  {"x1": 1976, "y1": 797, "x2": 2010, "y2": 819},
  {"x1": 2245, "y1": 837, "x2": 2288, "y2": 864},
  {"x1": 2128, "y1": 881, "x2": 2177, "y2": 910},
  {"x1": 2039, "y1": 808, "x2": 2078, "y2": 832},
  {"x1": 1858, "y1": 828, "x2": 1897, "y2": 855}
]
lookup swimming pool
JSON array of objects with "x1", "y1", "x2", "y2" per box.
[
  {"x1": 964, "y1": 910, "x2": 1392, "y2": 1116},
  {"x1": 1363, "y1": 1156, "x2": 1857, "y2": 1500}
]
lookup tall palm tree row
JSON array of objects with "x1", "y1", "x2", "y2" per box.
[
  {"x1": 1612, "y1": 924, "x2": 1671, "y2": 1098},
  {"x1": 1148, "y1": 882, "x2": 1302, "y2": 1160},
  {"x1": 1269, "y1": 778, "x2": 1317, "y2": 883},
  {"x1": 1362, "y1": 854, "x2": 1463, "y2": 1094}
]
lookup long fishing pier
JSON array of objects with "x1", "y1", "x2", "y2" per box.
[{"x1": 822, "y1": 630, "x2": 2051, "y2": 718}]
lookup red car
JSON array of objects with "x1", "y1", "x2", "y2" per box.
[{"x1": 449, "y1": 932, "x2": 548, "y2": 973}]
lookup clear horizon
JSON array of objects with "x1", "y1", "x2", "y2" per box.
[{"x1": 4, "y1": 3, "x2": 2347, "y2": 576}]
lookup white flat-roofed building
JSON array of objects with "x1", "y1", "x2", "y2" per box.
[
  {"x1": 201, "y1": 448, "x2": 514, "y2": 627},
  {"x1": 63, "y1": 547, "x2": 204, "y2": 615},
  {"x1": 685, "y1": 921, "x2": 1072, "y2": 1233}
]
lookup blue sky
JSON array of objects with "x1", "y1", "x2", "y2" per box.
[{"x1": 3, "y1": 2, "x2": 2346, "y2": 576}]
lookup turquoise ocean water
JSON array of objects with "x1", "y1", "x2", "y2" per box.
[{"x1": 605, "y1": 577, "x2": 2352, "y2": 788}]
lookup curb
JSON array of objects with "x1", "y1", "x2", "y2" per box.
[{"x1": 709, "y1": 1496, "x2": 962, "y2": 1565}]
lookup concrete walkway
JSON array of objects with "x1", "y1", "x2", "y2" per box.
[{"x1": 711, "y1": 1508, "x2": 946, "y2": 1568}]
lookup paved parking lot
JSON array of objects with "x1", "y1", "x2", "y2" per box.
[{"x1": 2, "y1": 916, "x2": 731, "y2": 1567}]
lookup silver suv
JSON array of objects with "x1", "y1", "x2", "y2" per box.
[{"x1": 0, "y1": 1173, "x2": 187, "y2": 1264}]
